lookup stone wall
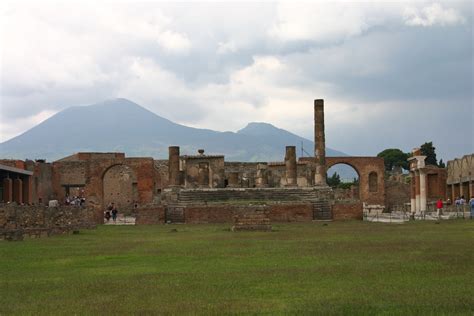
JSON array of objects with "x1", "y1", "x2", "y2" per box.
[
  {"x1": 0, "y1": 204, "x2": 96, "y2": 240},
  {"x1": 385, "y1": 179, "x2": 410, "y2": 212}
]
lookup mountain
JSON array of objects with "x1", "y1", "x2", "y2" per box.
[{"x1": 0, "y1": 98, "x2": 347, "y2": 162}]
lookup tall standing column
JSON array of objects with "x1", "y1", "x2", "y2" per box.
[
  {"x1": 410, "y1": 171, "x2": 416, "y2": 213},
  {"x1": 285, "y1": 146, "x2": 297, "y2": 186},
  {"x1": 3, "y1": 177, "x2": 13, "y2": 203},
  {"x1": 314, "y1": 99, "x2": 327, "y2": 185},
  {"x1": 420, "y1": 170, "x2": 427, "y2": 212},
  {"x1": 13, "y1": 178, "x2": 23, "y2": 204},
  {"x1": 168, "y1": 146, "x2": 180, "y2": 186},
  {"x1": 22, "y1": 176, "x2": 32, "y2": 205},
  {"x1": 415, "y1": 171, "x2": 420, "y2": 212}
]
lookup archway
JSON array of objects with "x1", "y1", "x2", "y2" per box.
[
  {"x1": 102, "y1": 164, "x2": 138, "y2": 211},
  {"x1": 326, "y1": 163, "x2": 360, "y2": 200}
]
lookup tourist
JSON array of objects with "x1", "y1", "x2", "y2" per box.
[
  {"x1": 469, "y1": 196, "x2": 474, "y2": 219},
  {"x1": 104, "y1": 210, "x2": 111, "y2": 222},
  {"x1": 111, "y1": 206, "x2": 118, "y2": 223},
  {"x1": 436, "y1": 198, "x2": 443, "y2": 218}
]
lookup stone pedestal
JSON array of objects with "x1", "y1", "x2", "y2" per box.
[{"x1": 232, "y1": 206, "x2": 271, "y2": 232}]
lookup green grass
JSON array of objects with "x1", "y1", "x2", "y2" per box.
[{"x1": 1, "y1": 221, "x2": 473, "y2": 315}]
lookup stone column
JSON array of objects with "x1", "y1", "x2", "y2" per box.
[
  {"x1": 314, "y1": 99, "x2": 327, "y2": 185},
  {"x1": 451, "y1": 184, "x2": 455, "y2": 202},
  {"x1": 469, "y1": 181, "x2": 473, "y2": 199},
  {"x1": 255, "y1": 163, "x2": 268, "y2": 188},
  {"x1": 415, "y1": 171, "x2": 420, "y2": 212},
  {"x1": 227, "y1": 172, "x2": 239, "y2": 188},
  {"x1": 285, "y1": 146, "x2": 297, "y2": 186},
  {"x1": 419, "y1": 170, "x2": 427, "y2": 212},
  {"x1": 22, "y1": 176, "x2": 32, "y2": 205},
  {"x1": 410, "y1": 171, "x2": 416, "y2": 213},
  {"x1": 13, "y1": 178, "x2": 23, "y2": 204},
  {"x1": 168, "y1": 146, "x2": 180, "y2": 186},
  {"x1": 459, "y1": 178, "x2": 464, "y2": 198},
  {"x1": 2, "y1": 177, "x2": 13, "y2": 203}
]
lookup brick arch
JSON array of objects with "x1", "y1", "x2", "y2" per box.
[
  {"x1": 326, "y1": 157, "x2": 385, "y2": 205},
  {"x1": 102, "y1": 164, "x2": 137, "y2": 210}
]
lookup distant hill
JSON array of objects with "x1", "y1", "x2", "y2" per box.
[{"x1": 0, "y1": 98, "x2": 347, "y2": 162}]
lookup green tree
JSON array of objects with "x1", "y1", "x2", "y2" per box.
[
  {"x1": 327, "y1": 172, "x2": 341, "y2": 187},
  {"x1": 420, "y1": 142, "x2": 437, "y2": 166},
  {"x1": 377, "y1": 148, "x2": 409, "y2": 171}
]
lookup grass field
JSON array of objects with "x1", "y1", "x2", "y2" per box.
[{"x1": 1, "y1": 220, "x2": 473, "y2": 315}]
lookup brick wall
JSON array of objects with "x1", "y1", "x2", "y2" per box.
[
  {"x1": 268, "y1": 203, "x2": 313, "y2": 222},
  {"x1": 332, "y1": 201, "x2": 363, "y2": 220},
  {"x1": 135, "y1": 206, "x2": 165, "y2": 225}
]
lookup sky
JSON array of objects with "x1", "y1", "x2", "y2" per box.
[{"x1": 0, "y1": 0, "x2": 473, "y2": 162}]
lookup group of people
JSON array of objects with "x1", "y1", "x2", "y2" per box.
[
  {"x1": 436, "y1": 195, "x2": 474, "y2": 219},
  {"x1": 104, "y1": 202, "x2": 118, "y2": 223},
  {"x1": 65, "y1": 195, "x2": 86, "y2": 207}
]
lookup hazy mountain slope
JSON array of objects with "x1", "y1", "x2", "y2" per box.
[{"x1": 0, "y1": 98, "x2": 347, "y2": 162}]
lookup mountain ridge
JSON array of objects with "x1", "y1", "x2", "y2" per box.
[{"x1": 0, "y1": 98, "x2": 347, "y2": 162}]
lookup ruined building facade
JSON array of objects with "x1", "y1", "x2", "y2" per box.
[{"x1": 0, "y1": 100, "x2": 387, "y2": 223}]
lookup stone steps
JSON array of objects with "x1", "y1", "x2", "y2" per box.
[{"x1": 175, "y1": 188, "x2": 330, "y2": 205}]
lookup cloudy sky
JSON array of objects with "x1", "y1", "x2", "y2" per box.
[{"x1": 1, "y1": 0, "x2": 472, "y2": 161}]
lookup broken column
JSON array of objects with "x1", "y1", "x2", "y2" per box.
[
  {"x1": 168, "y1": 146, "x2": 180, "y2": 186},
  {"x1": 314, "y1": 99, "x2": 327, "y2": 185},
  {"x1": 255, "y1": 163, "x2": 268, "y2": 188},
  {"x1": 285, "y1": 146, "x2": 297, "y2": 186}
]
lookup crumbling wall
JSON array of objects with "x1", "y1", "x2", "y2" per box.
[{"x1": 0, "y1": 204, "x2": 96, "y2": 240}]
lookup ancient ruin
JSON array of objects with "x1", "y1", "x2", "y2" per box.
[{"x1": 1, "y1": 99, "x2": 391, "y2": 226}]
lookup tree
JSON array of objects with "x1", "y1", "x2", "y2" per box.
[
  {"x1": 420, "y1": 142, "x2": 437, "y2": 166},
  {"x1": 377, "y1": 148, "x2": 409, "y2": 171},
  {"x1": 438, "y1": 159, "x2": 446, "y2": 168},
  {"x1": 327, "y1": 172, "x2": 341, "y2": 187}
]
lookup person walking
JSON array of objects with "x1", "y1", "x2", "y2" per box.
[
  {"x1": 111, "y1": 205, "x2": 118, "y2": 223},
  {"x1": 436, "y1": 198, "x2": 443, "y2": 219},
  {"x1": 469, "y1": 196, "x2": 474, "y2": 219}
]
